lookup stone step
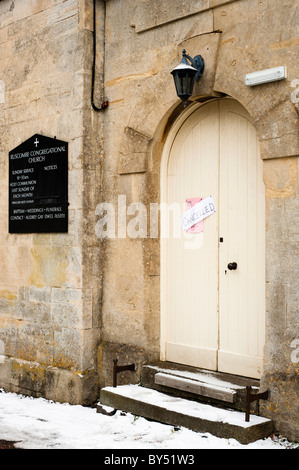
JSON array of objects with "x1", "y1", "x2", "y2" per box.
[
  {"x1": 154, "y1": 372, "x2": 237, "y2": 403},
  {"x1": 98, "y1": 385, "x2": 273, "y2": 445},
  {"x1": 141, "y1": 362, "x2": 260, "y2": 411}
]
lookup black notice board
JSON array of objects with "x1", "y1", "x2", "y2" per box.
[{"x1": 9, "y1": 134, "x2": 68, "y2": 233}]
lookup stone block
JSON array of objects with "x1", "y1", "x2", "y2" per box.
[
  {"x1": 0, "y1": 246, "x2": 31, "y2": 285},
  {"x1": 28, "y1": 245, "x2": 83, "y2": 289},
  {"x1": 28, "y1": 286, "x2": 51, "y2": 303},
  {"x1": 34, "y1": 302, "x2": 52, "y2": 326},
  {"x1": 264, "y1": 157, "x2": 298, "y2": 199},
  {"x1": 53, "y1": 326, "x2": 97, "y2": 372},
  {"x1": 18, "y1": 321, "x2": 53, "y2": 363},
  {"x1": 53, "y1": 327, "x2": 82, "y2": 370},
  {"x1": 51, "y1": 301, "x2": 84, "y2": 329},
  {"x1": 258, "y1": 102, "x2": 299, "y2": 159},
  {"x1": 51, "y1": 287, "x2": 82, "y2": 303},
  {"x1": 133, "y1": 0, "x2": 210, "y2": 33},
  {"x1": 118, "y1": 127, "x2": 151, "y2": 175},
  {"x1": 0, "y1": 357, "x2": 98, "y2": 405}
]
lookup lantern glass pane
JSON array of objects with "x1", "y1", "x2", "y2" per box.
[
  {"x1": 180, "y1": 75, "x2": 187, "y2": 93},
  {"x1": 174, "y1": 74, "x2": 181, "y2": 95},
  {"x1": 187, "y1": 73, "x2": 195, "y2": 95}
]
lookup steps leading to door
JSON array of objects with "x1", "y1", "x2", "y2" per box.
[
  {"x1": 98, "y1": 362, "x2": 273, "y2": 444},
  {"x1": 98, "y1": 384, "x2": 273, "y2": 445}
]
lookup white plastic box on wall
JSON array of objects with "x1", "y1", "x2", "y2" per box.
[{"x1": 245, "y1": 66, "x2": 287, "y2": 86}]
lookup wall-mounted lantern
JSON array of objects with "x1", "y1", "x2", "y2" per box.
[{"x1": 171, "y1": 49, "x2": 205, "y2": 107}]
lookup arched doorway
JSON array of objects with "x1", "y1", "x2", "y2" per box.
[{"x1": 160, "y1": 98, "x2": 265, "y2": 379}]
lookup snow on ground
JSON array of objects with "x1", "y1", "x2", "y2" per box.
[{"x1": 0, "y1": 389, "x2": 295, "y2": 450}]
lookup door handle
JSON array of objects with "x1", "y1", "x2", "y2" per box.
[{"x1": 227, "y1": 262, "x2": 237, "y2": 270}]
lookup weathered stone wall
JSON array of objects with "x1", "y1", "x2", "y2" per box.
[
  {"x1": 99, "y1": 0, "x2": 299, "y2": 441},
  {"x1": 0, "y1": 0, "x2": 103, "y2": 405},
  {"x1": 0, "y1": 0, "x2": 298, "y2": 441},
  {"x1": 261, "y1": 157, "x2": 299, "y2": 441}
]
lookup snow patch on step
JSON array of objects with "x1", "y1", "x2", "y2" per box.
[{"x1": 144, "y1": 365, "x2": 251, "y2": 390}]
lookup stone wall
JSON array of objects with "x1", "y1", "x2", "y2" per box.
[
  {"x1": 0, "y1": 0, "x2": 103, "y2": 405},
  {"x1": 0, "y1": 0, "x2": 298, "y2": 441},
  {"x1": 99, "y1": 0, "x2": 299, "y2": 441},
  {"x1": 261, "y1": 157, "x2": 299, "y2": 440}
]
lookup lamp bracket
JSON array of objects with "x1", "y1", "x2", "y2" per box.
[{"x1": 183, "y1": 50, "x2": 205, "y2": 81}]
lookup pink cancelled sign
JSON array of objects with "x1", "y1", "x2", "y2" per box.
[{"x1": 185, "y1": 198, "x2": 204, "y2": 233}]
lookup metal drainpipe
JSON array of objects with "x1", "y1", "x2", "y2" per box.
[{"x1": 91, "y1": 0, "x2": 108, "y2": 111}]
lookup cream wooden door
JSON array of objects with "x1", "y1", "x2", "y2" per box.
[
  {"x1": 218, "y1": 100, "x2": 265, "y2": 378},
  {"x1": 161, "y1": 99, "x2": 265, "y2": 379}
]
